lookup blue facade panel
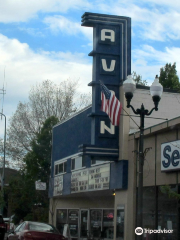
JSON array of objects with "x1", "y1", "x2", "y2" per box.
[
  {"x1": 110, "y1": 160, "x2": 128, "y2": 189},
  {"x1": 52, "y1": 106, "x2": 91, "y2": 161}
]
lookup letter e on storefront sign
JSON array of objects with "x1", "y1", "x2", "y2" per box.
[{"x1": 161, "y1": 140, "x2": 180, "y2": 171}]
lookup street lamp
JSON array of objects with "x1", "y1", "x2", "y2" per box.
[{"x1": 123, "y1": 75, "x2": 163, "y2": 239}]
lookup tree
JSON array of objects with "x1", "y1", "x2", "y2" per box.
[
  {"x1": 24, "y1": 116, "x2": 59, "y2": 181},
  {"x1": 159, "y1": 63, "x2": 180, "y2": 90},
  {"x1": 7, "y1": 172, "x2": 36, "y2": 224},
  {"x1": 8, "y1": 116, "x2": 59, "y2": 223},
  {"x1": 3, "y1": 79, "x2": 91, "y2": 167},
  {"x1": 160, "y1": 185, "x2": 180, "y2": 200},
  {"x1": 132, "y1": 71, "x2": 147, "y2": 86},
  {"x1": 0, "y1": 190, "x2": 6, "y2": 211},
  {"x1": 49, "y1": 189, "x2": 58, "y2": 225}
]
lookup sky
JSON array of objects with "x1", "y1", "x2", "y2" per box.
[{"x1": 0, "y1": 0, "x2": 180, "y2": 137}]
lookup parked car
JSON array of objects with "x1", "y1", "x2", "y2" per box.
[
  {"x1": 7, "y1": 221, "x2": 67, "y2": 240},
  {"x1": 3, "y1": 218, "x2": 10, "y2": 232},
  {"x1": 0, "y1": 215, "x2": 6, "y2": 239}
]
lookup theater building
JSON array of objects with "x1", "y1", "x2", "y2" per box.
[{"x1": 49, "y1": 12, "x2": 180, "y2": 240}]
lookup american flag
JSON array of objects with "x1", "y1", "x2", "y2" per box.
[{"x1": 100, "y1": 80, "x2": 122, "y2": 126}]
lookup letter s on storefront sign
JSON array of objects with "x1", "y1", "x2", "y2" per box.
[
  {"x1": 162, "y1": 145, "x2": 171, "y2": 168},
  {"x1": 162, "y1": 145, "x2": 180, "y2": 168}
]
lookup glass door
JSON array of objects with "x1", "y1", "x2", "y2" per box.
[
  {"x1": 90, "y1": 209, "x2": 102, "y2": 238},
  {"x1": 80, "y1": 210, "x2": 89, "y2": 239},
  {"x1": 68, "y1": 209, "x2": 79, "y2": 239}
]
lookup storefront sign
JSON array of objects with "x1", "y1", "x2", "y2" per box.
[
  {"x1": 71, "y1": 170, "x2": 89, "y2": 193},
  {"x1": 161, "y1": 140, "x2": 180, "y2": 171},
  {"x1": 71, "y1": 164, "x2": 110, "y2": 193},
  {"x1": 35, "y1": 181, "x2": 46, "y2": 190},
  {"x1": 107, "y1": 213, "x2": 114, "y2": 219},
  {"x1": 54, "y1": 175, "x2": 63, "y2": 196},
  {"x1": 88, "y1": 164, "x2": 110, "y2": 191},
  {"x1": 68, "y1": 210, "x2": 78, "y2": 221}
]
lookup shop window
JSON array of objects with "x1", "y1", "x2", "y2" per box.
[
  {"x1": 142, "y1": 185, "x2": 178, "y2": 240},
  {"x1": 116, "y1": 206, "x2": 124, "y2": 240},
  {"x1": 143, "y1": 186, "x2": 156, "y2": 232},
  {"x1": 158, "y1": 185, "x2": 178, "y2": 240},
  {"x1": 90, "y1": 209, "x2": 102, "y2": 238},
  {"x1": 56, "y1": 209, "x2": 67, "y2": 234},
  {"x1": 71, "y1": 156, "x2": 85, "y2": 171},
  {"x1": 91, "y1": 159, "x2": 106, "y2": 165},
  {"x1": 56, "y1": 209, "x2": 79, "y2": 238},
  {"x1": 56, "y1": 208, "x2": 117, "y2": 239},
  {"x1": 55, "y1": 165, "x2": 58, "y2": 175},
  {"x1": 103, "y1": 209, "x2": 114, "y2": 239},
  {"x1": 80, "y1": 210, "x2": 88, "y2": 238},
  {"x1": 54, "y1": 161, "x2": 67, "y2": 175},
  {"x1": 59, "y1": 163, "x2": 63, "y2": 174},
  {"x1": 91, "y1": 156, "x2": 110, "y2": 166}
]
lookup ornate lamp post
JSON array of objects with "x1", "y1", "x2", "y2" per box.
[{"x1": 123, "y1": 75, "x2": 163, "y2": 239}]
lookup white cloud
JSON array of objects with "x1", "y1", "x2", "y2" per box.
[
  {"x1": 140, "y1": 0, "x2": 180, "y2": 8},
  {"x1": 18, "y1": 27, "x2": 45, "y2": 38},
  {"x1": 140, "y1": 11, "x2": 180, "y2": 41},
  {"x1": 0, "y1": 0, "x2": 92, "y2": 23},
  {"x1": 0, "y1": 34, "x2": 92, "y2": 125},
  {"x1": 1, "y1": 0, "x2": 180, "y2": 43},
  {"x1": 132, "y1": 45, "x2": 180, "y2": 84},
  {"x1": 44, "y1": 15, "x2": 93, "y2": 41},
  {"x1": 94, "y1": 1, "x2": 180, "y2": 42}
]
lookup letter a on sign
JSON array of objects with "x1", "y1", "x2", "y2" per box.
[{"x1": 101, "y1": 29, "x2": 115, "y2": 42}]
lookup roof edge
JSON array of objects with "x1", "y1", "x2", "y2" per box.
[{"x1": 53, "y1": 104, "x2": 92, "y2": 128}]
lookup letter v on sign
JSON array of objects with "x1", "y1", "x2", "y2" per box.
[{"x1": 101, "y1": 59, "x2": 116, "y2": 72}]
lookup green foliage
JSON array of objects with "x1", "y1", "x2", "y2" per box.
[
  {"x1": 159, "y1": 63, "x2": 180, "y2": 90},
  {"x1": 24, "y1": 208, "x2": 48, "y2": 223},
  {"x1": 24, "y1": 116, "x2": 59, "y2": 182},
  {"x1": 24, "y1": 213, "x2": 34, "y2": 221},
  {"x1": 7, "y1": 172, "x2": 35, "y2": 224},
  {"x1": 0, "y1": 190, "x2": 6, "y2": 210},
  {"x1": 160, "y1": 185, "x2": 180, "y2": 200},
  {"x1": 132, "y1": 71, "x2": 148, "y2": 86},
  {"x1": 8, "y1": 116, "x2": 59, "y2": 223}
]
